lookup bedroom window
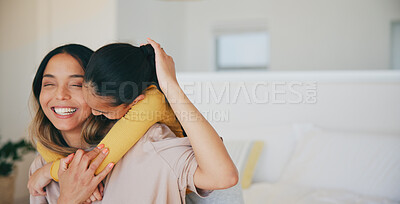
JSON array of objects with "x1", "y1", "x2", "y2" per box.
[{"x1": 215, "y1": 31, "x2": 269, "y2": 71}]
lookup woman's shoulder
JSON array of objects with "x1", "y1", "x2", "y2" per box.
[
  {"x1": 144, "y1": 123, "x2": 178, "y2": 141},
  {"x1": 143, "y1": 123, "x2": 191, "y2": 155}
]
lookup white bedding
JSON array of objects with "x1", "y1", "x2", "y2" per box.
[{"x1": 243, "y1": 182, "x2": 400, "y2": 204}]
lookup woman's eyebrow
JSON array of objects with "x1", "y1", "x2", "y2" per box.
[
  {"x1": 69, "y1": 74, "x2": 84, "y2": 78},
  {"x1": 43, "y1": 74, "x2": 54, "y2": 78},
  {"x1": 42, "y1": 74, "x2": 83, "y2": 78}
]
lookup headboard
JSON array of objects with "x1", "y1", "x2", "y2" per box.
[{"x1": 176, "y1": 70, "x2": 400, "y2": 136}]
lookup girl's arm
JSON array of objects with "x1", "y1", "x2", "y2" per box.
[
  {"x1": 41, "y1": 88, "x2": 183, "y2": 181},
  {"x1": 148, "y1": 38, "x2": 238, "y2": 190},
  {"x1": 27, "y1": 162, "x2": 52, "y2": 196},
  {"x1": 36, "y1": 142, "x2": 63, "y2": 181}
]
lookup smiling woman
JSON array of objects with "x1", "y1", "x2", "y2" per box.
[
  {"x1": 40, "y1": 54, "x2": 91, "y2": 135},
  {"x1": 29, "y1": 44, "x2": 111, "y2": 158}
]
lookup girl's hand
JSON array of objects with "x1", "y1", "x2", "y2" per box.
[
  {"x1": 85, "y1": 182, "x2": 104, "y2": 203},
  {"x1": 27, "y1": 162, "x2": 53, "y2": 196},
  {"x1": 57, "y1": 147, "x2": 114, "y2": 204},
  {"x1": 146, "y1": 38, "x2": 178, "y2": 93}
]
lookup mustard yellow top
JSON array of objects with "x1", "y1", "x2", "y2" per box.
[{"x1": 36, "y1": 85, "x2": 184, "y2": 181}]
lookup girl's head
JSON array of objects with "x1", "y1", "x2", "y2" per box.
[
  {"x1": 30, "y1": 44, "x2": 111, "y2": 156},
  {"x1": 83, "y1": 43, "x2": 158, "y2": 119}
]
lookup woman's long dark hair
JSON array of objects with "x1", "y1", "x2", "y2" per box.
[
  {"x1": 85, "y1": 43, "x2": 159, "y2": 106},
  {"x1": 30, "y1": 44, "x2": 112, "y2": 156}
]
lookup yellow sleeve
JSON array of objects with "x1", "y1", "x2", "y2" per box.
[
  {"x1": 93, "y1": 86, "x2": 167, "y2": 175},
  {"x1": 36, "y1": 142, "x2": 63, "y2": 181},
  {"x1": 39, "y1": 86, "x2": 184, "y2": 180}
]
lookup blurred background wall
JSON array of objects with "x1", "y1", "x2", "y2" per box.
[
  {"x1": 0, "y1": 0, "x2": 399, "y2": 202},
  {"x1": 0, "y1": 0, "x2": 117, "y2": 202}
]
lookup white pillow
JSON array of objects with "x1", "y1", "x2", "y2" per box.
[
  {"x1": 280, "y1": 127, "x2": 400, "y2": 201},
  {"x1": 214, "y1": 123, "x2": 314, "y2": 183},
  {"x1": 224, "y1": 140, "x2": 264, "y2": 189},
  {"x1": 252, "y1": 123, "x2": 314, "y2": 183}
]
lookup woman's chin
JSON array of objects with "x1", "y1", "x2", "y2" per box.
[{"x1": 53, "y1": 122, "x2": 81, "y2": 132}]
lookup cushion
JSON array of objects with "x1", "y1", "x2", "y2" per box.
[
  {"x1": 252, "y1": 123, "x2": 314, "y2": 182},
  {"x1": 280, "y1": 127, "x2": 400, "y2": 201},
  {"x1": 224, "y1": 140, "x2": 264, "y2": 189},
  {"x1": 215, "y1": 123, "x2": 303, "y2": 182}
]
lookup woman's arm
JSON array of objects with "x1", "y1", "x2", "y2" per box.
[{"x1": 147, "y1": 38, "x2": 238, "y2": 190}]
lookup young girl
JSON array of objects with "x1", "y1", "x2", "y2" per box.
[{"x1": 36, "y1": 43, "x2": 185, "y2": 181}]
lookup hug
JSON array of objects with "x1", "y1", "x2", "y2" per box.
[{"x1": 27, "y1": 38, "x2": 239, "y2": 204}]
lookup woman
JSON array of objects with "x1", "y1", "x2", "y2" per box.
[
  {"x1": 28, "y1": 39, "x2": 238, "y2": 203},
  {"x1": 28, "y1": 44, "x2": 113, "y2": 203}
]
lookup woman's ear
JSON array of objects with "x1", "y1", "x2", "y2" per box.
[{"x1": 132, "y1": 94, "x2": 145, "y2": 105}]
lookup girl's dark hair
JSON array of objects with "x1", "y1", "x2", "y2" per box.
[
  {"x1": 85, "y1": 43, "x2": 187, "y2": 137},
  {"x1": 30, "y1": 44, "x2": 112, "y2": 156},
  {"x1": 85, "y1": 43, "x2": 159, "y2": 106}
]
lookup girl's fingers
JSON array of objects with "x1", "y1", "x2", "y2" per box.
[
  {"x1": 37, "y1": 188, "x2": 46, "y2": 196},
  {"x1": 99, "y1": 182, "x2": 104, "y2": 196},
  {"x1": 32, "y1": 189, "x2": 46, "y2": 196},
  {"x1": 86, "y1": 198, "x2": 91, "y2": 203},
  {"x1": 90, "y1": 195, "x2": 96, "y2": 202},
  {"x1": 92, "y1": 186, "x2": 102, "y2": 200},
  {"x1": 58, "y1": 153, "x2": 74, "y2": 175},
  {"x1": 147, "y1": 38, "x2": 162, "y2": 55},
  {"x1": 31, "y1": 190, "x2": 38, "y2": 196}
]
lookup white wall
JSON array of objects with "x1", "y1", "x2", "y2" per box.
[
  {"x1": 117, "y1": 0, "x2": 186, "y2": 71},
  {"x1": 182, "y1": 0, "x2": 400, "y2": 71},
  {"x1": 37, "y1": 0, "x2": 117, "y2": 57},
  {"x1": 0, "y1": 1, "x2": 39, "y2": 202},
  {"x1": 0, "y1": 0, "x2": 117, "y2": 202}
]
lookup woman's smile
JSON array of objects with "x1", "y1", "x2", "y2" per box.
[{"x1": 51, "y1": 106, "x2": 78, "y2": 118}]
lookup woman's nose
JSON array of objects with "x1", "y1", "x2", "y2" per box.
[{"x1": 55, "y1": 86, "x2": 71, "y2": 100}]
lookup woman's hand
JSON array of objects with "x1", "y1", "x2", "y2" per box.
[
  {"x1": 147, "y1": 38, "x2": 179, "y2": 93},
  {"x1": 27, "y1": 162, "x2": 53, "y2": 196},
  {"x1": 57, "y1": 146, "x2": 114, "y2": 204}
]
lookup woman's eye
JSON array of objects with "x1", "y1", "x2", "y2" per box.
[
  {"x1": 43, "y1": 84, "x2": 54, "y2": 87},
  {"x1": 71, "y1": 84, "x2": 82, "y2": 87}
]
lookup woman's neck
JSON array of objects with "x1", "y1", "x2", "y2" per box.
[{"x1": 61, "y1": 127, "x2": 89, "y2": 149}]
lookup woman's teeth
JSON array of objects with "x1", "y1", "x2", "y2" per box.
[{"x1": 54, "y1": 108, "x2": 77, "y2": 116}]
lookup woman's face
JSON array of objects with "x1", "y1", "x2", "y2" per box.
[
  {"x1": 82, "y1": 85, "x2": 132, "y2": 120},
  {"x1": 39, "y1": 53, "x2": 92, "y2": 133}
]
